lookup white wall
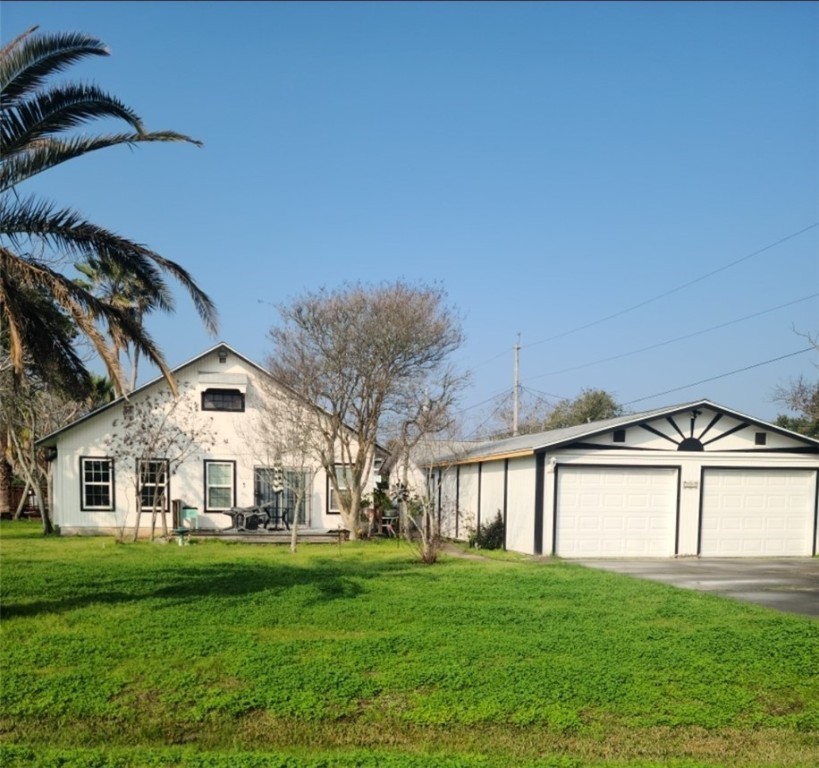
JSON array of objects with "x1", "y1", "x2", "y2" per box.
[
  {"x1": 456, "y1": 464, "x2": 479, "y2": 538},
  {"x1": 505, "y1": 456, "x2": 536, "y2": 554},
  {"x1": 479, "y1": 462, "x2": 506, "y2": 533},
  {"x1": 49, "y1": 349, "x2": 373, "y2": 536}
]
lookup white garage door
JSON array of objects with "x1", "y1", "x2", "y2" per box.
[
  {"x1": 556, "y1": 467, "x2": 678, "y2": 558},
  {"x1": 700, "y1": 469, "x2": 816, "y2": 557}
]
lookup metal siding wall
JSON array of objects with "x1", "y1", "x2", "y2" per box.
[
  {"x1": 505, "y1": 455, "x2": 537, "y2": 554},
  {"x1": 456, "y1": 464, "x2": 480, "y2": 540},
  {"x1": 479, "y1": 462, "x2": 506, "y2": 533}
]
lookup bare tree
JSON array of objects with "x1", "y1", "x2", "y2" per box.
[
  {"x1": 385, "y1": 377, "x2": 466, "y2": 561},
  {"x1": 0, "y1": 363, "x2": 106, "y2": 533},
  {"x1": 478, "y1": 389, "x2": 555, "y2": 440},
  {"x1": 267, "y1": 281, "x2": 465, "y2": 540},
  {"x1": 772, "y1": 374, "x2": 819, "y2": 438},
  {"x1": 103, "y1": 385, "x2": 217, "y2": 541},
  {"x1": 477, "y1": 387, "x2": 623, "y2": 440},
  {"x1": 391, "y1": 435, "x2": 473, "y2": 565}
]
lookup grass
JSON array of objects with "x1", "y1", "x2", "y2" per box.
[{"x1": 1, "y1": 519, "x2": 817, "y2": 767}]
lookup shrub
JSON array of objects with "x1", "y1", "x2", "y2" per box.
[{"x1": 469, "y1": 511, "x2": 505, "y2": 550}]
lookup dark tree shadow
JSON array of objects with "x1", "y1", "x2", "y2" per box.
[{"x1": 1, "y1": 548, "x2": 425, "y2": 619}]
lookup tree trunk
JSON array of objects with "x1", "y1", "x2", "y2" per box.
[
  {"x1": 0, "y1": 432, "x2": 12, "y2": 519},
  {"x1": 132, "y1": 507, "x2": 142, "y2": 542},
  {"x1": 343, "y1": 506, "x2": 359, "y2": 540},
  {"x1": 35, "y1": 481, "x2": 52, "y2": 535},
  {"x1": 289, "y1": 495, "x2": 300, "y2": 554},
  {"x1": 400, "y1": 457, "x2": 411, "y2": 543},
  {"x1": 14, "y1": 477, "x2": 31, "y2": 519},
  {"x1": 129, "y1": 344, "x2": 141, "y2": 394},
  {"x1": 45, "y1": 461, "x2": 55, "y2": 535}
]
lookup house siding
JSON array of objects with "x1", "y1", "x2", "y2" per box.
[{"x1": 44, "y1": 347, "x2": 375, "y2": 536}]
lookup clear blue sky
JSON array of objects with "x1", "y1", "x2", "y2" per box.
[{"x1": 4, "y1": 1, "x2": 817, "y2": 435}]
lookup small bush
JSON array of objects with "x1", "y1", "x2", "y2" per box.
[{"x1": 469, "y1": 511, "x2": 505, "y2": 550}]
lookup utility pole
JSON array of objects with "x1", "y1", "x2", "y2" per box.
[{"x1": 513, "y1": 334, "x2": 521, "y2": 437}]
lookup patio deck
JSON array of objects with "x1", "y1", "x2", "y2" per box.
[{"x1": 185, "y1": 528, "x2": 350, "y2": 545}]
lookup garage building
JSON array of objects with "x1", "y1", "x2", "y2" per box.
[{"x1": 429, "y1": 400, "x2": 819, "y2": 558}]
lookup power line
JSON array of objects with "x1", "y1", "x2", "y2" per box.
[
  {"x1": 520, "y1": 384, "x2": 566, "y2": 403},
  {"x1": 527, "y1": 293, "x2": 818, "y2": 380},
  {"x1": 522, "y1": 222, "x2": 818, "y2": 350},
  {"x1": 458, "y1": 349, "x2": 816, "y2": 437},
  {"x1": 458, "y1": 223, "x2": 817, "y2": 415},
  {"x1": 461, "y1": 397, "x2": 515, "y2": 440},
  {"x1": 455, "y1": 387, "x2": 512, "y2": 416},
  {"x1": 621, "y1": 347, "x2": 815, "y2": 407}
]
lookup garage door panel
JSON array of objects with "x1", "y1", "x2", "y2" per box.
[
  {"x1": 701, "y1": 469, "x2": 815, "y2": 557},
  {"x1": 557, "y1": 467, "x2": 677, "y2": 558}
]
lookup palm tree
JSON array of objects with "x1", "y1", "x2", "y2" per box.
[
  {"x1": 75, "y1": 256, "x2": 173, "y2": 394},
  {"x1": 0, "y1": 26, "x2": 218, "y2": 398}
]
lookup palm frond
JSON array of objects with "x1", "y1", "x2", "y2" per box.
[
  {"x1": 1, "y1": 25, "x2": 217, "y2": 396},
  {"x1": 2, "y1": 196, "x2": 218, "y2": 334},
  {"x1": 0, "y1": 131, "x2": 202, "y2": 191},
  {"x1": 1, "y1": 83, "x2": 144, "y2": 154},
  {"x1": 0, "y1": 29, "x2": 109, "y2": 109},
  {"x1": 3, "y1": 196, "x2": 165, "y2": 286},
  {"x1": 2, "y1": 245, "x2": 178, "y2": 395},
  {"x1": 0, "y1": 246, "x2": 92, "y2": 396},
  {"x1": 74, "y1": 254, "x2": 175, "y2": 316}
]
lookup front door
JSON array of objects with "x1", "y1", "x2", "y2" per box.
[{"x1": 254, "y1": 468, "x2": 310, "y2": 526}]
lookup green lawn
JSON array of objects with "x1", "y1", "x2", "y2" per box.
[{"x1": 1, "y1": 520, "x2": 817, "y2": 767}]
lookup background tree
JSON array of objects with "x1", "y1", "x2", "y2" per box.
[
  {"x1": 0, "y1": 290, "x2": 115, "y2": 530},
  {"x1": 74, "y1": 256, "x2": 173, "y2": 395},
  {"x1": 480, "y1": 387, "x2": 556, "y2": 439},
  {"x1": 0, "y1": 26, "x2": 217, "y2": 398},
  {"x1": 483, "y1": 387, "x2": 623, "y2": 438},
  {"x1": 539, "y1": 388, "x2": 623, "y2": 430},
  {"x1": 0, "y1": 352, "x2": 113, "y2": 532},
  {"x1": 267, "y1": 281, "x2": 465, "y2": 540},
  {"x1": 773, "y1": 376, "x2": 819, "y2": 438},
  {"x1": 103, "y1": 385, "x2": 218, "y2": 541}
]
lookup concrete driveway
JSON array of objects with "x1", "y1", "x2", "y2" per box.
[{"x1": 575, "y1": 558, "x2": 819, "y2": 618}]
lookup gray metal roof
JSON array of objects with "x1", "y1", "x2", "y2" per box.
[{"x1": 428, "y1": 399, "x2": 819, "y2": 465}]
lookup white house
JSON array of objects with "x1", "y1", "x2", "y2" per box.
[
  {"x1": 37, "y1": 343, "x2": 385, "y2": 536},
  {"x1": 427, "y1": 400, "x2": 819, "y2": 558}
]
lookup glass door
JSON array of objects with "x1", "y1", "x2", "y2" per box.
[{"x1": 254, "y1": 468, "x2": 310, "y2": 526}]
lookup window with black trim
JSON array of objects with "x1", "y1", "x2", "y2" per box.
[
  {"x1": 613, "y1": 429, "x2": 626, "y2": 443},
  {"x1": 81, "y1": 457, "x2": 114, "y2": 511},
  {"x1": 755, "y1": 432, "x2": 767, "y2": 446},
  {"x1": 139, "y1": 459, "x2": 169, "y2": 511},
  {"x1": 201, "y1": 389, "x2": 244, "y2": 412},
  {"x1": 327, "y1": 465, "x2": 353, "y2": 514},
  {"x1": 205, "y1": 460, "x2": 235, "y2": 511}
]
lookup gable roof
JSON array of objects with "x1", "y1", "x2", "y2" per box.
[
  {"x1": 36, "y1": 343, "x2": 255, "y2": 447},
  {"x1": 428, "y1": 399, "x2": 819, "y2": 465},
  {"x1": 36, "y1": 342, "x2": 388, "y2": 456}
]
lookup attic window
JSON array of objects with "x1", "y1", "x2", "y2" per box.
[
  {"x1": 202, "y1": 389, "x2": 245, "y2": 412},
  {"x1": 755, "y1": 432, "x2": 767, "y2": 446},
  {"x1": 612, "y1": 429, "x2": 626, "y2": 443}
]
